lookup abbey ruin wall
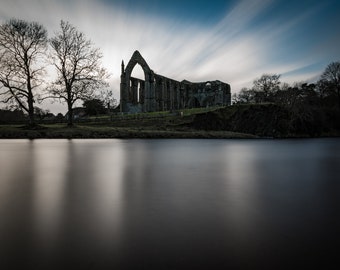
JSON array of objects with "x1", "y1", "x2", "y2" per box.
[{"x1": 120, "y1": 51, "x2": 231, "y2": 113}]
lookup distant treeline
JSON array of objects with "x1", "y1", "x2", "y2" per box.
[
  {"x1": 0, "y1": 108, "x2": 64, "y2": 124},
  {"x1": 192, "y1": 66, "x2": 340, "y2": 137},
  {"x1": 232, "y1": 65, "x2": 340, "y2": 110}
]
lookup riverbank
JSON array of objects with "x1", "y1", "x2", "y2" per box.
[
  {"x1": 1, "y1": 124, "x2": 339, "y2": 139},
  {"x1": 0, "y1": 124, "x2": 258, "y2": 139},
  {"x1": 192, "y1": 104, "x2": 340, "y2": 138},
  {"x1": 1, "y1": 104, "x2": 339, "y2": 139}
]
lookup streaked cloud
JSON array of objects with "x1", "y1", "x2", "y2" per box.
[{"x1": 0, "y1": 0, "x2": 339, "y2": 113}]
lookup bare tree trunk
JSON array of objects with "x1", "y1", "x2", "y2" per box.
[
  {"x1": 27, "y1": 69, "x2": 35, "y2": 127},
  {"x1": 28, "y1": 92, "x2": 35, "y2": 127},
  {"x1": 67, "y1": 101, "x2": 73, "y2": 127}
]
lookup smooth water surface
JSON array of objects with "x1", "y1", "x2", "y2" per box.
[{"x1": 0, "y1": 139, "x2": 339, "y2": 269}]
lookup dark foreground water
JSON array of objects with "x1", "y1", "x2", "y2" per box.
[{"x1": 0, "y1": 139, "x2": 339, "y2": 269}]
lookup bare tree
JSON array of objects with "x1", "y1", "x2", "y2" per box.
[
  {"x1": 99, "y1": 89, "x2": 117, "y2": 113},
  {"x1": 253, "y1": 74, "x2": 281, "y2": 103},
  {"x1": 0, "y1": 19, "x2": 47, "y2": 126},
  {"x1": 319, "y1": 61, "x2": 340, "y2": 108},
  {"x1": 237, "y1": 88, "x2": 255, "y2": 104},
  {"x1": 49, "y1": 20, "x2": 109, "y2": 126}
]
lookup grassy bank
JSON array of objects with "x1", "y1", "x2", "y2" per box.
[
  {"x1": 0, "y1": 124, "x2": 257, "y2": 139},
  {"x1": 191, "y1": 104, "x2": 340, "y2": 138},
  {"x1": 1, "y1": 104, "x2": 339, "y2": 139},
  {"x1": 1, "y1": 106, "x2": 253, "y2": 139}
]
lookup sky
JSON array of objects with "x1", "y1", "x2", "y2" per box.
[{"x1": 1, "y1": 0, "x2": 340, "y2": 113}]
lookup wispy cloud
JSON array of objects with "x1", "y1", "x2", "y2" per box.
[{"x1": 1, "y1": 0, "x2": 338, "y2": 113}]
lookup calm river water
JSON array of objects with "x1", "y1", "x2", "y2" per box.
[{"x1": 0, "y1": 139, "x2": 339, "y2": 269}]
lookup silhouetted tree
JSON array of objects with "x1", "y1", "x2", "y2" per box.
[
  {"x1": 0, "y1": 19, "x2": 47, "y2": 127},
  {"x1": 83, "y1": 98, "x2": 106, "y2": 116},
  {"x1": 49, "y1": 20, "x2": 109, "y2": 126},
  {"x1": 232, "y1": 88, "x2": 254, "y2": 104},
  {"x1": 99, "y1": 89, "x2": 117, "y2": 113},
  {"x1": 0, "y1": 108, "x2": 26, "y2": 123},
  {"x1": 239, "y1": 88, "x2": 255, "y2": 103},
  {"x1": 272, "y1": 82, "x2": 292, "y2": 107},
  {"x1": 253, "y1": 74, "x2": 281, "y2": 103},
  {"x1": 231, "y1": 93, "x2": 238, "y2": 104},
  {"x1": 318, "y1": 61, "x2": 340, "y2": 108},
  {"x1": 34, "y1": 107, "x2": 52, "y2": 121},
  {"x1": 55, "y1": 113, "x2": 64, "y2": 122}
]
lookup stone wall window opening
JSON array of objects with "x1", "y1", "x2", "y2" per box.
[
  {"x1": 131, "y1": 63, "x2": 145, "y2": 81},
  {"x1": 130, "y1": 63, "x2": 146, "y2": 104}
]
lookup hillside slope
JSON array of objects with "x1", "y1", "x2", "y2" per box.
[{"x1": 191, "y1": 104, "x2": 340, "y2": 137}]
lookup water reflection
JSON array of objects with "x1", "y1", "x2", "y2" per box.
[
  {"x1": 0, "y1": 139, "x2": 339, "y2": 269},
  {"x1": 32, "y1": 140, "x2": 68, "y2": 248}
]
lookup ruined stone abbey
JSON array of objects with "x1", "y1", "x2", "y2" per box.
[{"x1": 120, "y1": 51, "x2": 231, "y2": 113}]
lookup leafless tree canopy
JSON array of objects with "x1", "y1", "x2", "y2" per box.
[
  {"x1": 253, "y1": 74, "x2": 281, "y2": 93},
  {"x1": 252, "y1": 74, "x2": 281, "y2": 103},
  {"x1": 100, "y1": 89, "x2": 118, "y2": 111},
  {"x1": 319, "y1": 61, "x2": 340, "y2": 108},
  {"x1": 0, "y1": 19, "x2": 47, "y2": 126},
  {"x1": 49, "y1": 20, "x2": 109, "y2": 126},
  {"x1": 321, "y1": 62, "x2": 340, "y2": 85}
]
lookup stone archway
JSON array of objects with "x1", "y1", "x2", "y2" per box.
[
  {"x1": 120, "y1": 51, "x2": 155, "y2": 112},
  {"x1": 124, "y1": 50, "x2": 151, "y2": 79},
  {"x1": 188, "y1": 96, "x2": 201, "y2": 108}
]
